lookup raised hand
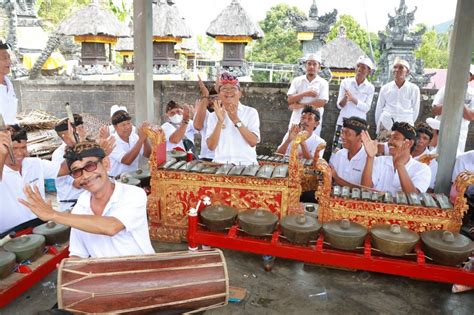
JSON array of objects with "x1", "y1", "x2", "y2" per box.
[
  {"x1": 97, "y1": 136, "x2": 116, "y2": 156},
  {"x1": 182, "y1": 104, "x2": 193, "y2": 122},
  {"x1": 213, "y1": 99, "x2": 225, "y2": 123},
  {"x1": 197, "y1": 75, "x2": 209, "y2": 98},
  {"x1": 99, "y1": 125, "x2": 110, "y2": 140},
  {"x1": 223, "y1": 102, "x2": 239, "y2": 124},
  {"x1": 345, "y1": 90, "x2": 357, "y2": 104},
  {"x1": 19, "y1": 184, "x2": 56, "y2": 222},
  {"x1": 361, "y1": 130, "x2": 378, "y2": 158},
  {"x1": 288, "y1": 124, "x2": 300, "y2": 141},
  {"x1": 392, "y1": 139, "x2": 411, "y2": 168},
  {"x1": 0, "y1": 130, "x2": 11, "y2": 157}
]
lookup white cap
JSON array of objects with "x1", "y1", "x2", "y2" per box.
[
  {"x1": 470, "y1": 64, "x2": 474, "y2": 75},
  {"x1": 393, "y1": 57, "x2": 410, "y2": 71},
  {"x1": 304, "y1": 53, "x2": 322, "y2": 64},
  {"x1": 356, "y1": 56, "x2": 374, "y2": 70},
  {"x1": 426, "y1": 117, "x2": 440, "y2": 131},
  {"x1": 110, "y1": 104, "x2": 128, "y2": 117}
]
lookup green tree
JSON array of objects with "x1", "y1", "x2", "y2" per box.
[
  {"x1": 327, "y1": 15, "x2": 379, "y2": 61},
  {"x1": 248, "y1": 4, "x2": 305, "y2": 82},
  {"x1": 414, "y1": 26, "x2": 449, "y2": 69},
  {"x1": 36, "y1": 0, "x2": 90, "y2": 28}
]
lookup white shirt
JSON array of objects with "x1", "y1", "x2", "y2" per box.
[
  {"x1": 287, "y1": 75, "x2": 329, "y2": 136},
  {"x1": 375, "y1": 80, "x2": 420, "y2": 133},
  {"x1": 0, "y1": 158, "x2": 60, "y2": 234},
  {"x1": 432, "y1": 86, "x2": 474, "y2": 155},
  {"x1": 109, "y1": 132, "x2": 143, "y2": 177},
  {"x1": 161, "y1": 120, "x2": 197, "y2": 152},
  {"x1": 413, "y1": 148, "x2": 438, "y2": 190},
  {"x1": 329, "y1": 146, "x2": 367, "y2": 186},
  {"x1": 52, "y1": 143, "x2": 84, "y2": 211},
  {"x1": 371, "y1": 156, "x2": 431, "y2": 196},
  {"x1": 336, "y1": 77, "x2": 375, "y2": 125},
  {"x1": 280, "y1": 131, "x2": 326, "y2": 159},
  {"x1": 206, "y1": 102, "x2": 260, "y2": 165},
  {"x1": 194, "y1": 110, "x2": 215, "y2": 160},
  {"x1": 0, "y1": 76, "x2": 18, "y2": 125},
  {"x1": 451, "y1": 150, "x2": 474, "y2": 182},
  {"x1": 69, "y1": 182, "x2": 155, "y2": 258}
]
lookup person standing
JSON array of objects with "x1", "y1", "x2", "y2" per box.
[
  {"x1": 431, "y1": 65, "x2": 474, "y2": 156},
  {"x1": 375, "y1": 58, "x2": 420, "y2": 140},
  {"x1": 0, "y1": 39, "x2": 17, "y2": 125},
  {"x1": 287, "y1": 53, "x2": 329, "y2": 136},
  {"x1": 333, "y1": 56, "x2": 375, "y2": 152},
  {"x1": 206, "y1": 72, "x2": 260, "y2": 165}
]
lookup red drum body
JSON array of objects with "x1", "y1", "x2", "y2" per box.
[{"x1": 58, "y1": 249, "x2": 229, "y2": 314}]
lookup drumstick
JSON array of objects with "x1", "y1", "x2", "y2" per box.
[{"x1": 0, "y1": 114, "x2": 15, "y2": 165}]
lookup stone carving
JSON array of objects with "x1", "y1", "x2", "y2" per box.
[
  {"x1": 377, "y1": 0, "x2": 434, "y2": 87},
  {"x1": 296, "y1": 0, "x2": 337, "y2": 56}
]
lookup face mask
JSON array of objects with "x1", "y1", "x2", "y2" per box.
[{"x1": 169, "y1": 114, "x2": 183, "y2": 124}]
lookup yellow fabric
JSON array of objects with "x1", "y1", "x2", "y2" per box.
[
  {"x1": 22, "y1": 52, "x2": 66, "y2": 70},
  {"x1": 74, "y1": 35, "x2": 117, "y2": 44},
  {"x1": 297, "y1": 32, "x2": 314, "y2": 41},
  {"x1": 215, "y1": 36, "x2": 253, "y2": 43},
  {"x1": 153, "y1": 36, "x2": 183, "y2": 43}
]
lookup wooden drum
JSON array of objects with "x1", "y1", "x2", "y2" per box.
[{"x1": 58, "y1": 249, "x2": 229, "y2": 314}]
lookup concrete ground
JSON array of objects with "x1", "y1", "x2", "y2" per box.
[{"x1": 1, "y1": 241, "x2": 473, "y2": 315}]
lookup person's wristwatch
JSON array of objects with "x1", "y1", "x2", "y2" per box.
[{"x1": 234, "y1": 121, "x2": 243, "y2": 128}]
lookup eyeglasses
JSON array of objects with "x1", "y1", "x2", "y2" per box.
[{"x1": 70, "y1": 159, "x2": 102, "y2": 178}]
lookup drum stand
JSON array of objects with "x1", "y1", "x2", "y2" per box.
[{"x1": 188, "y1": 202, "x2": 474, "y2": 287}]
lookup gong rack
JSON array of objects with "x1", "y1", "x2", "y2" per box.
[
  {"x1": 0, "y1": 227, "x2": 70, "y2": 308},
  {"x1": 187, "y1": 199, "x2": 474, "y2": 287}
]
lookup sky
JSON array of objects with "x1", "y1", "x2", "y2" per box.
[{"x1": 169, "y1": 0, "x2": 457, "y2": 36}]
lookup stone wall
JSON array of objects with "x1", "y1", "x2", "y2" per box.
[{"x1": 13, "y1": 79, "x2": 474, "y2": 155}]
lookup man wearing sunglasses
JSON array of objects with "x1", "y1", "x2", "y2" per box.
[
  {"x1": 0, "y1": 125, "x2": 72, "y2": 237},
  {"x1": 19, "y1": 141, "x2": 155, "y2": 258}
]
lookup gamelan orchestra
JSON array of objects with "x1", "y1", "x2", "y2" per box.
[{"x1": 1, "y1": 45, "x2": 474, "y2": 313}]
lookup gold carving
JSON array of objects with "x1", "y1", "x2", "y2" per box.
[{"x1": 316, "y1": 160, "x2": 469, "y2": 233}]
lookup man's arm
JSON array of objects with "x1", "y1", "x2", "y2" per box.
[
  {"x1": 206, "y1": 101, "x2": 225, "y2": 151},
  {"x1": 374, "y1": 88, "x2": 386, "y2": 128},
  {"x1": 330, "y1": 165, "x2": 359, "y2": 188},
  {"x1": 360, "y1": 131, "x2": 378, "y2": 188},
  {"x1": 19, "y1": 185, "x2": 125, "y2": 236},
  {"x1": 0, "y1": 130, "x2": 11, "y2": 181},
  {"x1": 288, "y1": 90, "x2": 318, "y2": 105},
  {"x1": 412, "y1": 86, "x2": 421, "y2": 122},
  {"x1": 392, "y1": 141, "x2": 418, "y2": 193},
  {"x1": 120, "y1": 123, "x2": 149, "y2": 165},
  {"x1": 194, "y1": 76, "x2": 210, "y2": 131},
  {"x1": 276, "y1": 127, "x2": 297, "y2": 155},
  {"x1": 336, "y1": 81, "x2": 348, "y2": 109},
  {"x1": 432, "y1": 104, "x2": 443, "y2": 116},
  {"x1": 463, "y1": 106, "x2": 474, "y2": 121},
  {"x1": 225, "y1": 103, "x2": 259, "y2": 147}
]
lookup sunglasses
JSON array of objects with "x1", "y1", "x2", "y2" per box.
[{"x1": 70, "y1": 159, "x2": 103, "y2": 179}]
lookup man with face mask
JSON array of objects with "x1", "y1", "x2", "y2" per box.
[
  {"x1": 161, "y1": 100, "x2": 197, "y2": 153},
  {"x1": 193, "y1": 76, "x2": 216, "y2": 161},
  {"x1": 361, "y1": 121, "x2": 431, "y2": 195},
  {"x1": 107, "y1": 110, "x2": 151, "y2": 177},
  {"x1": 206, "y1": 72, "x2": 260, "y2": 165},
  {"x1": 0, "y1": 39, "x2": 17, "y2": 125}
]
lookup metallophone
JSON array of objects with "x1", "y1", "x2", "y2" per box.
[
  {"x1": 145, "y1": 127, "x2": 314, "y2": 242},
  {"x1": 315, "y1": 157, "x2": 474, "y2": 232},
  {"x1": 187, "y1": 169, "x2": 474, "y2": 287},
  {"x1": 0, "y1": 227, "x2": 69, "y2": 308}
]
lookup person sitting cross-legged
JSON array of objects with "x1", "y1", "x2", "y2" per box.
[
  {"x1": 361, "y1": 121, "x2": 431, "y2": 195},
  {"x1": 276, "y1": 105, "x2": 325, "y2": 160},
  {"x1": 19, "y1": 141, "x2": 155, "y2": 258},
  {"x1": 329, "y1": 116, "x2": 368, "y2": 188}
]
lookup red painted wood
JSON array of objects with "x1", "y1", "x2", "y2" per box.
[{"x1": 188, "y1": 216, "x2": 474, "y2": 286}]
